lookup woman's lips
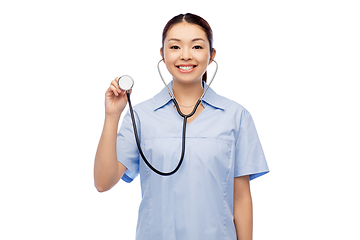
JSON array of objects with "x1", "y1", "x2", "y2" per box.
[{"x1": 176, "y1": 65, "x2": 197, "y2": 73}]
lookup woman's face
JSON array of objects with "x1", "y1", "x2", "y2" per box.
[{"x1": 161, "y1": 22, "x2": 215, "y2": 84}]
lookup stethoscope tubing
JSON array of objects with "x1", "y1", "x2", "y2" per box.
[{"x1": 126, "y1": 91, "x2": 190, "y2": 176}]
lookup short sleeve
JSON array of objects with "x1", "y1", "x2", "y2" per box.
[
  {"x1": 116, "y1": 110, "x2": 140, "y2": 183},
  {"x1": 234, "y1": 109, "x2": 269, "y2": 180}
]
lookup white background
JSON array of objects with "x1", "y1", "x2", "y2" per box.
[{"x1": 1, "y1": 0, "x2": 359, "y2": 239}]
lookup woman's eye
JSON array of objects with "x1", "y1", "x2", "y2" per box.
[
  {"x1": 193, "y1": 45, "x2": 203, "y2": 49},
  {"x1": 170, "y1": 46, "x2": 180, "y2": 49}
]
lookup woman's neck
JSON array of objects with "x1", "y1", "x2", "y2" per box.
[{"x1": 172, "y1": 80, "x2": 203, "y2": 106}]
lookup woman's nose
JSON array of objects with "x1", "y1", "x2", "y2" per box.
[{"x1": 180, "y1": 48, "x2": 192, "y2": 60}]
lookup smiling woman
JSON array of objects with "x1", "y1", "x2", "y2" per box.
[{"x1": 94, "y1": 13, "x2": 269, "y2": 240}]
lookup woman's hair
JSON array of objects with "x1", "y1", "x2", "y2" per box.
[{"x1": 162, "y1": 13, "x2": 214, "y2": 82}]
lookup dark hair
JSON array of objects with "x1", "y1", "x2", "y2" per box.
[{"x1": 162, "y1": 13, "x2": 214, "y2": 82}]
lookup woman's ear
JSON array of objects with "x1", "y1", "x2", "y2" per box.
[
  {"x1": 209, "y1": 48, "x2": 217, "y2": 64},
  {"x1": 160, "y1": 48, "x2": 165, "y2": 62}
]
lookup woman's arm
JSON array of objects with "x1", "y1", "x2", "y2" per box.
[
  {"x1": 234, "y1": 175, "x2": 253, "y2": 240},
  {"x1": 94, "y1": 78, "x2": 129, "y2": 192},
  {"x1": 94, "y1": 116, "x2": 127, "y2": 192}
]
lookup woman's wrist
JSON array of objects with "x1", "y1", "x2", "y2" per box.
[{"x1": 104, "y1": 113, "x2": 121, "y2": 126}]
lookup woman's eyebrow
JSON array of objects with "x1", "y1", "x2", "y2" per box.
[
  {"x1": 192, "y1": 38, "x2": 205, "y2": 42},
  {"x1": 168, "y1": 38, "x2": 205, "y2": 42},
  {"x1": 168, "y1": 38, "x2": 181, "y2": 42}
]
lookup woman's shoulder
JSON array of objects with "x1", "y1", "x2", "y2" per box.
[{"x1": 209, "y1": 88, "x2": 250, "y2": 116}]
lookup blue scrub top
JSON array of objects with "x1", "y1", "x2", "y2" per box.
[{"x1": 116, "y1": 81, "x2": 269, "y2": 240}]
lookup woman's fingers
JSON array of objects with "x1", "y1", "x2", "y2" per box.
[
  {"x1": 112, "y1": 78, "x2": 121, "y2": 93},
  {"x1": 104, "y1": 77, "x2": 130, "y2": 117},
  {"x1": 107, "y1": 77, "x2": 124, "y2": 97},
  {"x1": 109, "y1": 85, "x2": 119, "y2": 96}
]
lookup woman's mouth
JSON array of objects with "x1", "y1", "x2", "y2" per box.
[{"x1": 176, "y1": 65, "x2": 197, "y2": 73}]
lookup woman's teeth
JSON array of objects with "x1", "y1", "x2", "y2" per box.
[{"x1": 178, "y1": 66, "x2": 194, "y2": 70}]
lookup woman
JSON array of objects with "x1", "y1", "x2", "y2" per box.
[{"x1": 94, "y1": 13, "x2": 269, "y2": 240}]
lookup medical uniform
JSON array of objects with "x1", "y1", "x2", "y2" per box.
[{"x1": 116, "y1": 81, "x2": 269, "y2": 240}]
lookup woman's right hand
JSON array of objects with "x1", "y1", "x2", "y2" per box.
[{"x1": 104, "y1": 77, "x2": 131, "y2": 118}]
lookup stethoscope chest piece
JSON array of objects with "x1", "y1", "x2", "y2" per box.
[{"x1": 118, "y1": 75, "x2": 134, "y2": 91}]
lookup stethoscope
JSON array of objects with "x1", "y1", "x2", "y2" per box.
[{"x1": 118, "y1": 58, "x2": 218, "y2": 176}]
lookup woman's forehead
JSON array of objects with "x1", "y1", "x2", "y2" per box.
[{"x1": 165, "y1": 22, "x2": 207, "y2": 42}]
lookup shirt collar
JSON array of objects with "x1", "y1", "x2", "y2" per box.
[{"x1": 154, "y1": 81, "x2": 225, "y2": 111}]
